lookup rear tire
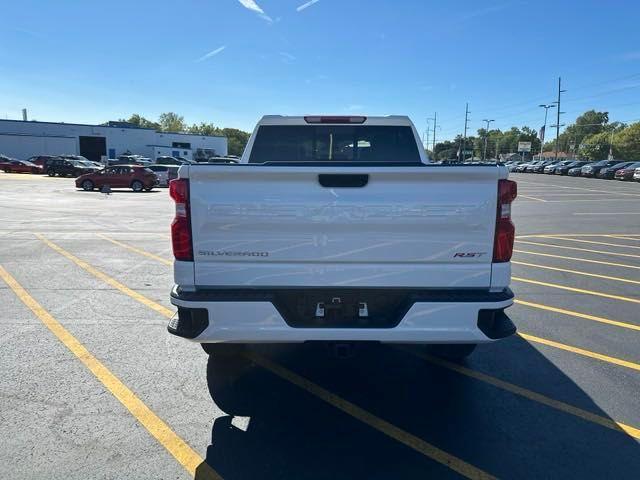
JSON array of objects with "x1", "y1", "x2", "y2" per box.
[
  {"x1": 131, "y1": 180, "x2": 143, "y2": 192},
  {"x1": 47, "y1": 170, "x2": 56, "y2": 177},
  {"x1": 428, "y1": 344, "x2": 477, "y2": 361},
  {"x1": 81, "y1": 179, "x2": 94, "y2": 191}
]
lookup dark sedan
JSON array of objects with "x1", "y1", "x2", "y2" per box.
[
  {"x1": 597, "y1": 161, "x2": 635, "y2": 179},
  {"x1": 614, "y1": 162, "x2": 640, "y2": 181},
  {"x1": 544, "y1": 160, "x2": 573, "y2": 174},
  {"x1": 532, "y1": 161, "x2": 556, "y2": 173},
  {"x1": 556, "y1": 161, "x2": 589, "y2": 175},
  {"x1": 581, "y1": 160, "x2": 621, "y2": 177}
]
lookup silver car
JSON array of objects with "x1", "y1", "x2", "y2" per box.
[{"x1": 146, "y1": 165, "x2": 179, "y2": 186}]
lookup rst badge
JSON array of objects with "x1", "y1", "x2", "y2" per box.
[{"x1": 453, "y1": 252, "x2": 486, "y2": 258}]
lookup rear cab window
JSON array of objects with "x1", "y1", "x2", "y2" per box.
[{"x1": 248, "y1": 125, "x2": 422, "y2": 165}]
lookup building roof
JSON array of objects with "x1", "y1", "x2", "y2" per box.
[{"x1": 0, "y1": 119, "x2": 226, "y2": 138}]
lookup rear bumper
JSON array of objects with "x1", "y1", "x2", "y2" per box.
[{"x1": 168, "y1": 286, "x2": 515, "y2": 344}]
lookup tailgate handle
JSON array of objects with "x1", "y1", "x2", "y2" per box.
[{"x1": 318, "y1": 174, "x2": 368, "y2": 188}]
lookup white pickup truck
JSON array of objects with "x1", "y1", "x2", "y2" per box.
[{"x1": 168, "y1": 115, "x2": 517, "y2": 359}]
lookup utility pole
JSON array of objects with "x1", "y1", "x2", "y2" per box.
[
  {"x1": 461, "y1": 103, "x2": 470, "y2": 162},
  {"x1": 422, "y1": 118, "x2": 431, "y2": 149},
  {"x1": 482, "y1": 119, "x2": 495, "y2": 161},
  {"x1": 432, "y1": 112, "x2": 437, "y2": 153},
  {"x1": 551, "y1": 77, "x2": 566, "y2": 161},
  {"x1": 538, "y1": 103, "x2": 555, "y2": 160},
  {"x1": 609, "y1": 129, "x2": 615, "y2": 160}
]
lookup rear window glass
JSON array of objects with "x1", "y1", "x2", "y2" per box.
[{"x1": 248, "y1": 125, "x2": 422, "y2": 164}]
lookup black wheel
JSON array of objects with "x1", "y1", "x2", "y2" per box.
[
  {"x1": 81, "y1": 179, "x2": 94, "y2": 191},
  {"x1": 201, "y1": 343, "x2": 246, "y2": 357},
  {"x1": 131, "y1": 180, "x2": 144, "y2": 192},
  {"x1": 47, "y1": 170, "x2": 56, "y2": 177},
  {"x1": 428, "y1": 344, "x2": 477, "y2": 361}
]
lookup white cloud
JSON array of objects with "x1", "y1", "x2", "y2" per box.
[
  {"x1": 195, "y1": 46, "x2": 226, "y2": 62},
  {"x1": 296, "y1": 0, "x2": 321, "y2": 12},
  {"x1": 346, "y1": 104, "x2": 365, "y2": 111},
  {"x1": 237, "y1": 0, "x2": 273, "y2": 22},
  {"x1": 279, "y1": 51, "x2": 296, "y2": 63}
]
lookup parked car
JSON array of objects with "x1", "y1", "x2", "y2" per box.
[
  {"x1": 1, "y1": 159, "x2": 44, "y2": 174},
  {"x1": 0, "y1": 154, "x2": 15, "y2": 170},
  {"x1": 581, "y1": 160, "x2": 620, "y2": 177},
  {"x1": 207, "y1": 156, "x2": 238, "y2": 164},
  {"x1": 146, "y1": 165, "x2": 179, "y2": 186},
  {"x1": 614, "y1": 162, "x2": 640, "y2": 181},
  {"x1": 597, "y1": 162, "x2": 636, "y2": 179},
  {"x1": 556, "y1": 161, "x2": 588, "y2": 175},
  {"x1": 532, "y1": 160, "x2": 556, "y2": 173},
  {"x1": 61, "y1": 154, "x2": 92, "y2": 163},
  {"x1": 155, "y1": 156, "x2": 195, "y2": 166},
  {"x1": 27, "y1": 155, "x2": 62, "y2": 167},
  {"x1": 46, "y1": 158, "x2": 98, "y2": 177},
  {"x1": 544, "y1": 160, "x2": 573, "y2": 174},
  {"x1": 517, "y1": 161, "x2": 537, "y2": 172},
  {"x1": 113, "y1": 154, "x2": 152, "y2": 166},
  {"x1": 75, "y1": 165, "x2": 158, "y2": 191},
  {"x1": 633, "y1": 167, "x2": 640, "y2": 182}
]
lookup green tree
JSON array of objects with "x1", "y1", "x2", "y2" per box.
[
  {"x1": 614, "y1": 122, "x2": 640, "y2": 159},
  {"x1": 188, "y1": 122, "x2": 222, "y2": 136},
  {"x1": 158, "y1": 112, "x2": 186, "y2": 132},
  {"x1": 220, "y1": 128, "x2": 251, "y2": 156},
  {"x1": 123, "y1": 113, "x2": 160, "y2": 130},
  {"x1": 578, "y1": 131, "x2": 611, "y2": 160}
]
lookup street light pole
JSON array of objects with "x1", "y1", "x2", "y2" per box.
[
  {"x1": 538, "y1": 103, "x2": 555, "y2": 161},
  {"x1": 482, "y1": 119, "x2": 494, "y2": 161}
]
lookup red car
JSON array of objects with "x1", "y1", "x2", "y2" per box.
[
  {"x1": 1, "y1": 159, "x2": 44, "y2": 174},
  {"x1": 614, "y1": 162, "x2": 640, "y2": 181},
  {"x1": 75, "y1": 165, "x2": 158, "y2": 192}
]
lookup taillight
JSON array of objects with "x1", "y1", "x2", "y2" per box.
[
  {"x1": 493, "y1": 179, "x2": 517, "y2": 263},
  {"x1": 169, "y1": 179, "x2": 193, "y2": 261}
]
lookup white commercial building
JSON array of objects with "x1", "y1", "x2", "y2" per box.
[{"x1": 0, "y1": 119, "x2": 227, "y2": 162}]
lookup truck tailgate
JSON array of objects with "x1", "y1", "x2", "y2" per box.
[{"x1": 188, "y1": 166, "x2": 499, "y2": 288}]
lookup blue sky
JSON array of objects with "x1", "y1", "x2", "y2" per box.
[{"x1": 1, "y1": 0, "x2": 639, "y2": 140}]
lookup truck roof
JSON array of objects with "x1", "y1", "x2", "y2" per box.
[{"x1": 257, "y1": 115, "x2": 414, "y2": 126}]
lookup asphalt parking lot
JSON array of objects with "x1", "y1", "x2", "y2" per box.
[{"x1": 1, "y1": 171, "x2": 640, "y2": 479}]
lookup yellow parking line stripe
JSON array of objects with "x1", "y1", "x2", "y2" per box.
[
  {"x1": 97, "y1": 233, "x2": 172, "y2": 266},
  {"x1": 514, "y1": 299, "x2": 640, "y2": 332},
  {"x1": 519, "y1": 332, "x2": 640, "y2": 373},
  {"x1": 0, "y1": 264, "x2": 219, "y2": 479},
  {"x1": 36, "y1": 233, "x2": 174, "y2": 318},
  {"x1": 71, "y1": 238, "x2": 640, "y2": 381},
  {"x1": 514, "y1": 249, "x2": 640, "y2": 271},
  {"x1": 512, "y1": 260, "x2": 640, "y2": 286},
  {"x1": 518, "y1": 233, "x2": 640, "y2": 238},
  {"x1": 512, "y1": 276, "x2": 640, "y2": 305},
  {"x1": 514, "y1": 181, "x2": 640, "y2": 197},
  {"x1": 519, "y1": 195, "x2": 547, "y2": 202},
  {"x1": 541, "y1": 235, "x2": 640, "y2": 251},
  {"x1": 402, "y1": 347, "x2": 640, "y2": 439},
  {"x1": 249, "y1": 353, "x2": 495, "y2": 480},
  {"x1": 606, "y1": 235, "x2": 640, "y2": 242},
  {"x1": 36, "y1": 235, "x2": 492, "y2": 479},
  {"x1": 515, "y1": 240, "x2": 640, "y2": 259}
]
